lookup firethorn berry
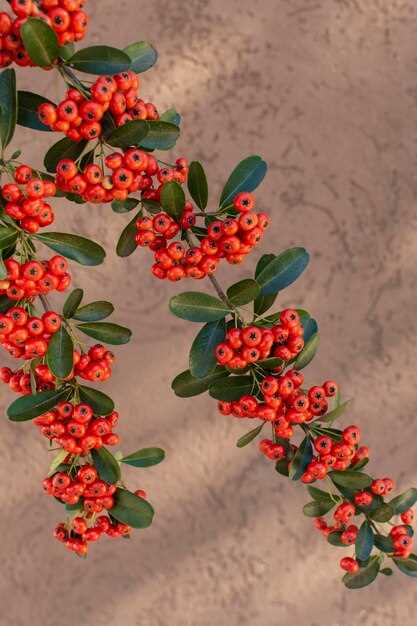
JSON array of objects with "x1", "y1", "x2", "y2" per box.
[
  {"x1": 1, "y1": 166, "x2": 56, "y2": 232},
  {"x1": 401, "y1": 509, "x2": 414, "y2": 524},
  {"x1": 38, "y1": 72, "x2": 156, "y2": 141},
  {"x1": 0, "y1": 1, "x2": 88, "y2": 69},
  {"x1": 354, "y1": 490, "x2": 373, "y2": 507},
  {"x1": 340, "y1": 557, "x2": 359, "y2": 574},
  {"x1": 0, "y1": 256, "x2": 71, "y2": 300}
]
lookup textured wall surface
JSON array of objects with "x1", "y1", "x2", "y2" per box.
[{"x1": 1, "y1": 0, "x2": 417, "y2": 624}]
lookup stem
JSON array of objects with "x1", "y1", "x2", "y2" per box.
[
  {"x1": 57, "y1": 63, "x2": 91, "y2": 98},
  {"x1": 39, "y1": 294, "x2": 51, "y2": 312}
]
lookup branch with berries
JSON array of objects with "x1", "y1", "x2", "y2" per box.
[
  {"x1": 0, "y1": 1, "x2": 166, "y2": 558},
  {"x1": 0, "y1": 0, "x2": 416, "y2": 587}
]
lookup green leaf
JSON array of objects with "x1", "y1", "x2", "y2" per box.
[
  {"x1": 370, "y1": 503, "x2": 394, "y2": 522},
  {"x1": 236, "y1": 423, "x2": 264, "y2": 448},
  {"x1": 111, "y1": 488, "x2": 154, "y2": 529},
  {"x1": 78, "y1": 386, "x2": 114, "y2": 416},
  {"x1": 21, "y1": 18, "x2": 59, "y2": 67},
  {"x1": 356, "y1": 521, "x2": 374, "y2": 561},
  {"x1": 188, "y1": 161, "x2": 208, "y2": 210},
  {"x1": 374, "y1": 534, "x2": 394, "y2": 553},
  {"x1": 257, "y1": 357, "x2": 284, "y2": 371},
  {"x1": 140, "y1": 121, "x2": 179, "y2": 151},
  {"x1": 44, "y1": 137, "x2": 87, "y2": 173},
  {"x1": 171, "y1": 367, "x2": 229, "y2": 398},
  {"x1": 91, "y1": 447, "x2": 121, "y2": 484},
  {"x1": 254, "y1": 255, "x2": 278, "y2": 315},
  {"x1": 0, "y1": 226, "x2": 18, "y2": 250},
  {"x1": 303, "y1": 499, "x2": 336, "y2": 517},
  {"x1": 209, "y1": 375, "x2": 254, "y2": 401},
  {"x1": 219, "y1": 155, "x2": 267, "y2": 208},
  {"x1": 393, "y1": 554, "x2": 417, "y2": 577},
  {"x1": 7, "y1": 387, "x2": 70, "y2": 421},
  {"x1": 76, "y1": 322, "x2": 132, "y2": 345},
  {"x1": 160, "y1": 108, "x2": 181, "y2": 126},
  {"x1": 275, "y1": 458, "x2": 290, "y2": 477},
  {"x1": 121, "y1": 447, "x2": 165, "y2": 468},
  {"x1": 63, "y1": 288, "x2": 83, "y2": 319},
  {"x1": 48, "y1": 449, "x2": 69, "y2": 476},
  {"x1": 330, "y1": 470, "x2": 373, "y2": 490},
  {"x1": 67, "y1": 46, "x2": 131, "y2": 75},
  {"x1": 170, "y1": 291, "x2": 231, "y2": 322},
  {"x1": 289, "y1": 436, "x2": 313, "y2": 480},
  {"x1": 106, "y1": 119, "x2": 148, "y2": 149},
  {"x1": 160, "y1": 181, "x2": 185, "y2": 222},
  {"x1": 17, "y1": 90, "x2": 54, "y2": 131},
  {"x1": 307, "y1": 485, "x2": 339, "y2": 502},
  {"x1": 0, "y1": 68, "x2": 16, "y2": 148},
  {"x1": 59, "y1": 42, "x2": 75, "y2": 61},
  {"x1": 343, "y1": 556, "x2": 380, "y2": 589},
  {"x1": 35, "y1": 232, "x2": 105, "y2": 266},
  {"x1": 0, "y1": 295, "x2": 14, "y2": 313},
  {"x1": 124, "y1": 41, "x2": 158, "y2": 73},
  {"x1": 226, "y1": 279, "x2": 260, "y2": 306},
  {"x1": 46, "y1": 326, "x2": 74, "y2": 379},
  {"x1": 389, "y1": 488, "x2": 417, "y2": 514},
  {"x1": 327, "y1": 531, "x2": 345, "y2": 547},
  {"x1": 111, "y1": 198, "x2": 139, "y2": 213},
  {"x1": 189, "y1": 320, "x2": 225, "y2": 379},
  {"x1": 73, "y1": 301, "x2": 114, "y2": 322},
  {"x1": 294, "y1": 333, "x2": 319, "y2": 370},
  {"x1": 320, "y1": 400, "x2": 351, "y2": 424},
  {"x1": 116, "y1": 211, "x2": 140, "y2": 258},
  {"x1": 256, "y1": 247, "x2": 310, "y2": 296}
]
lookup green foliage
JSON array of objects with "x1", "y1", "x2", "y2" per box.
[
  {"x1": 188, "y1": 161, "x2": 208, "y2": 210},
  {"x1": 63, "y1": 288, "x2": 84, "y2": 319},
  {"x1": 46, "y1": 326, "x2": 74, "y2": 378},
  {"x1": 17, "y1": 91, "x2": 54, "y2": 131},
  {"x1": 7, "y1": 387, "x2": 70, "y2": 421},
  {"x1": 189, "y1": 320, "x2": 225, "y2": 379},
  {"x1": 44, "y1": 137, "x2": 87, "y2": 172},
  {"x1": 73, "y1": 301, "x2": 114, "y2": 322},
  {"x1": 35, "y1": 232, "x2": 105, "y2": 266},
  {"x1": 121, "y1": 448, "x2": 165, "y2": 468},
  {"x1": 106, "y1": 119, "x2": 148, "y2": 148},
  {"x1": 236, "y1": 424, "x2": 264, "y2": 448},
  {"x1": 226, "y1": 279, "x2": 260, "y2": 306},
  {"x1": 140, "y1": 121, "x2": 180, "y2": 151},
  {"x1": 21, "y1": 18, "x2": 59, "y2": 67},
  {"x1": 91, "y1": 447, "x2": 121, "y2": 484},
  {"x1": 355, "y1": 521, "x2": 374, "y2": 561},
  {"x1": 209, "y1": 375, "x2": 254, "y2": 401},
  {"x1": 289, "y1": 436, "x2": 313, "y2": 480},
  {"x1": 294, "y1": 333, "x2": 319, "y2": 370},
  {"x1": 219, "y1": 155, "x2": 267, "y2": 208},
  {"x1": 160, "y1": 181, "x2": 185, "y2": 222},
  {"x1": 171, "y1": 367, "x2": 229, "y2": 398},
  {"x1": 343, "y1": 556, "x2": 380, "y2": 589},
  {"x1": 389, "y1": 488, "x2": 417, "y2": 514},
  {"x1": 76, "y1": 322, "x2": 132, "y2": 345},
  {"x1": 111, "y1": 488, "x2": 154, "y2": 528},
  {"x1": 256, "y1": 247, "x2": 310, "y2": 296},
  {"x1": 67, "y1": 45, "x2": 131, "y2": 74},
  {"x1": 0, "y1": 68, "x2": 16, "y2": 148},
  {"x1": 124, "y1": 41, "x2": 158, "y2": 73},
  {"x1": 170, "y1": 292, "x2": 231, "y2": 322},
  {"x1": 116, "y1": 211, "x2": 141, "y2": 257},
  {"x1": 78, "y1": 386, "x2": 114, "y2": 416}
]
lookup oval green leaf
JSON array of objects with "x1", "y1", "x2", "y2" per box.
[
  {"x1": 111, "y1": 488, "x2": 154, "y2": 528},
  {"x1": 73, "y1": 301, "x2": 114, "y2": 322},
  {"x1": 256, "y1": 247, "x2": 310, "y2": 296},
  {"x1": 220, "y1": 155, "x2": 267, "y2": 208},
  {"x1": 124, "y1": 41, "x2": 158, "y2": 73},
  {"x1": 44, "y1": 137, "x2": 87, "y2": 173},
  {"x1": 46, "y1": 325, "x2": 74, "y2": 378},
  {"x1": 8, "y1": 387, "x2": 70, "y2": 421},
  {"x1": 121, "y1": 447, "x2": 165, "y2": 468},
  {"x1": 236, "y1": 423, "x2": 265, "y2": 448},
  {"x1": 393, "y1": 554, "x2": 417, "y2": 577},
  {"x1": 170, "y1": 292, "x2": 231, "y2": 323},
  {"x1": 355, "y1": 521, "x2": 374, "y2": 561},
  {"x1": 116, "y1": 211, "x2": 141, "y2": 258},
  {"x1": 0, "y1": 68, "x2": 16, "y2": 148},
  {"x1": 160, "y1": 108, "x2": 181, "y2": 126},
  {"x1": 370, "y1": 503, "x2": 394, "y2": 523},
  {"x1": 21, "y1": 18, "x2": 59, "y2": 67},
  {"x1": 226, "y1": 279, "x2": 260, "y2": 306},
  {"x1": 106, "y1": 119, "x2": 148, "y2": 149},
  {"x1": 289, "y1": 436, "x2": 313, "y2": 480},
  {"x1": 343, "y1": 556, "x2": 380, "y2": 589},
  {"x1": 188, "y1": 161, "x2": 208, "y2": 210},
  {"x1": 171, "y1": 367, "x2": 229, "y2": 398},
  {"x1": 0, "y1": 226, "x2": 18, "y2": 251},
  {"x1": 63, "y1": 288, "x2": 84, "y2": 319},
  {"x1": 17, "y1": 90, "x2": 54, "y2": 131},
  {"x1": 389, "y1": 488, "x2": 417, "y2": 514},
  {"x1": 160, "y1": 181, "x2": 185, "y2": 222},
  {"x1": 321, "y1": 400, "x2": 351, "y2": 424},
  {"x1": 330, "y1": 470, "x2": 373, "y2": 490},
  {"x1": 66, "y1": 46, "x2": 131, "y2": 75},
  {"x1": 111, "y1": 198, "x2": 139, "y2": 213},
  {"x1": 78, "y1": 385, "x2": 114, "y2": 416},
  {"x1": 140, "y1": 121, "x2": 179, "y2": 151},
  {"x1": 303, "y1": 499, "x2": 336, "y2": 517},
  {"x1": 91, "y1": 447, "x2": 121, "y2": 484},
  {"x1": 76, "y1": 322, "x2": 132, "y2": 345},
  {"x1": 209, "y1": 375, "x2": 254, "y2": 401},
  {"x1": 35, "y1": 232, "x2": 105, "y2": 266},
  {"x1": 189, "y1": 319, "x2": 225, "y2": 379}
]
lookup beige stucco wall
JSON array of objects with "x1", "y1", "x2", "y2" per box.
[{"x1": 1, "y1": 1, "x2": 417, "y2": 624}]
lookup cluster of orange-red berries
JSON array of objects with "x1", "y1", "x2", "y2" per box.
[
  {"x1": 0, "y1": 0, "x2": 88, "y2": 68},
  {"x1": 2, "y1": 165, "x2": 56, "y2": 232},
  {"x1": 215, "y1": 309, "x2": 303, "y2": 369},
  {"x1": 55, "y1": 148, "x2": 182, "y2": 204},
  {"x1": 38, "y1": 71, "x2": 158, "y2": 141},
  {"x1": 35, "y1": 401, "x2": 119, "y2": 454},
  {"x1": 0, "y1": 305, "x2": 61, "y2": 359},
  {"x1": 138, "y1": 191, "x2": 269, "y2": 282},
  {"x1": 0, "y1": 255, "x2": 71, "y2": 300}
]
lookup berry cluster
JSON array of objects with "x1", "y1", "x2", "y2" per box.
[
  {"x1": 0, "y1": 255, "x2": 71, "y2": 300},
  {"x1": 0, "y1": 0, "x2": 88, "y2": 68},
  {"x1": 0, "y1": 363, "x2": 53, "y2": 393},
  {"x1": 138, "y1": 192, "x2": 269, "y2": 282},
  {"x1": 0, "y1": 306, "x2": 61, "y2": 359},
  {"x1": 55, "y1": 148, "x2": 182, "y2": 203},
  {"x1": 215, "y1": 309, "x2": 303, "y2": 369},
  {"x1": 35, "y1": 402, "x2": 119, "y2": 454},
  {"x1": 1, "y1": 166, "x2": 56, "y2": 232},
  {"x1": 38, "y1": 72, "x2": 158, "y2": 141}
]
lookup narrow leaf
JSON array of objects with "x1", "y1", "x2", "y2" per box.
[
  {"x1": 121, "y1": 447, "x2": 165, "y2": 468},
  {"x1": 188, "y1": 161, "x2": 208, "y2": 210}
]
